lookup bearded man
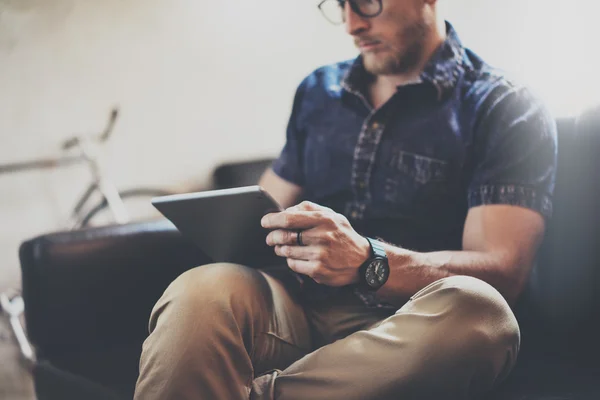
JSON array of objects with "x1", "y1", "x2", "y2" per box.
[{"x1": 135, "y1": 1, "x2": 557, "y2": 399}]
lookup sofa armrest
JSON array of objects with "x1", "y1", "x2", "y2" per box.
[{"x1": 19, "y1": 219, "x2": 210, "y2": 359}]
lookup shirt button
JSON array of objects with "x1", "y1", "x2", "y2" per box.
[
  {"x1": 358, "y1": 181, "x2": 366, "y2": 189},
  {"x1": 371, "y1": 122, "x2": 380, "y2": 129},
  {"x1": 351, "y1": 211, "x2": 359, "y2": 219}
]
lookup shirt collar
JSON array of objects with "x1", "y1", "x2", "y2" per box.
[
  {"x1": 420, "y1": 21, "x2": 465, "y2": 100},
  {"x1": 342, "y1": 21, "x2": 465, "y2": 102}
]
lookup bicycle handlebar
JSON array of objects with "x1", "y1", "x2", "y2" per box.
[
  {"x1": 61, "y1": 137, "x2": 80, "y2": 150},
  {"x1": 99, "y1": 107, "x2": 119, "y2": 142},
  {"x1": 0, "y1": 107, "x2": 120, "y2": 175},
  {"x1": 61, "y1": 107, "x2": 120, "y2": 151}
]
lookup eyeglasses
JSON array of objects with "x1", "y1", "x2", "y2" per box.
[{"x1": 318, "y1": 0, "x2": 383, "y2": 25}]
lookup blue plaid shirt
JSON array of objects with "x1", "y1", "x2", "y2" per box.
[{"x1": 272, "y1": 23, "x2": 557, "y2": 307}]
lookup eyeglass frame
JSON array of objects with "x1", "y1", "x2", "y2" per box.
[{"x1": 317, "y1": 0, "x2": 384, "y2": 25}]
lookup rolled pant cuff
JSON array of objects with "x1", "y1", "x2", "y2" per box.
[{"x1": 250, "y1": 370, "x2": 280, "y2": 400}]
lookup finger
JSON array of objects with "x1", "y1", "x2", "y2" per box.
[
  {"x1": 275, "y1": 245, "x2": 313, "y2": 260},
  {"x1": 266, "y1": 229, "x2": 297, "y2": 246},
  {"x1": 267, "y1": 227, "x2": 327, "y2": 246},
  {"x1": 286, "y1": 258, "x2": 322, "y2": 278},
  {"x1": 294, "y1": 227, "x2": 326, "y2": 247},
  {"x1": 274, "y1": 245, "x2": 322, "y2": 260},
  {"x1": 261, "y1": 210, "x2": 327, "y2": 230}
]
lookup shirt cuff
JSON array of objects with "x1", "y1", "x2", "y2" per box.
[
  {"x1": 271, "y1": 158, "x2": 304, "y2": 187},
  {"x1": 468, "y1": 184, "x2": 553, "y2": 219}
]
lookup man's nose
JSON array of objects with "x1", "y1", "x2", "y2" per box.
[{"x1": 344, "y1": 2, "x2": 370, "y2": 35}]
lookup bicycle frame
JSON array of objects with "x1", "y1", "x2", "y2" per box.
[
  {"x1": 0, "y1": 108, "x2": 131, "y2": 366},
  {"x1": 0, "y1": 292, "x2": 36, "y2": 368},
  {"x1": 0, "y1": 107, "x2": 131, "y2": 230},
  {"x1": 65, "y1": 137, "x2": 130, "y2": 230},
  {"x1": 0, "y1": 155, "x2": 82, "y2": 174}
]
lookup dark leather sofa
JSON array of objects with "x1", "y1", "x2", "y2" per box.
[{"x1": 18, "y1": 107, "x2": 600, "y2": 399}]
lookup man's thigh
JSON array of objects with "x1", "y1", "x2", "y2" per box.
[
  {"x1": 253, "y1": 267, "x2": 313, "y2": 375},
  {"x1": 303, "y1": 288, "x2": 394, "y2": 348}
]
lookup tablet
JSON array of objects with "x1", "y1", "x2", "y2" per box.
[{"x1": 151, "y1": 185, "x2": 284, "y2": 268}]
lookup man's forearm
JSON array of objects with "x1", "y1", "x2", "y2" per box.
[{"x1": 376, "y1": 245, "x2": 525, "y2": 306}]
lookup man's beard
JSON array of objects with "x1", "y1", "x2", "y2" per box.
[{"x1": 362, "y1": 20, "x2": 429, "y2": 76}]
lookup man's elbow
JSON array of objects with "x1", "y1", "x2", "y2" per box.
[{"x1": 498, "y1": 263, "x2": 532, "y2": 307}]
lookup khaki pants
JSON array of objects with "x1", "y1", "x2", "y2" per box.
[{"x1": 134, "y1": 263, "x2": 519, "y2": 400}]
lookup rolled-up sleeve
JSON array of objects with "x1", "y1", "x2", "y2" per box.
[
  {"x1": 271, "y1": 78, "x2": 309, "y2": 187},
  {"x1": 468, "y1": 84, "x2": 558, "y2": 219}
]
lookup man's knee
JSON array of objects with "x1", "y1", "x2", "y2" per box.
[
  {"x1": 435, "y1": 275, "x2": 516, "y2": 327},
  {"x1": 149, "y1": 263, "x2": 271, "y2": 333},
  {"x1": 165, "y1": 263, "x2": 267, "y2": 301},
  {"x1": 411, "y1": 275, "x2": 516, "y2": 323},
  {"x1": 405, "y1": 276, "x2": 520, "y2": 379}
]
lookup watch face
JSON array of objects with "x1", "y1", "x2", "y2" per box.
[{"x1": 365, "y1": 258, "x2": 389, "y2": 288}]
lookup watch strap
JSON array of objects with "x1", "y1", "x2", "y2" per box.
[
  {"x1": 367, "y1": 237, "x2": 386, "y2": 259},
  {"x1": 358, "y1": 237, "x2": 388, "y2": 291}
]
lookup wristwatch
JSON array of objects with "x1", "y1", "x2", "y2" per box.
[{"x1": 358, "y1": 237, "x2": 390, "y2": 291}]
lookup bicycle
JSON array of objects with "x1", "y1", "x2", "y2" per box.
[
  {"x1": 0, "y1": 107, "x2": 174, "y2": 368},
  {"x1": 0, "y1": 107, "x2": 173, "y2": 229}
]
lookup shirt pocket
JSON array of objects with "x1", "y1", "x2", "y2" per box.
[{"x1": 383, "y1": 150, "x2": 450, "y2": 212}]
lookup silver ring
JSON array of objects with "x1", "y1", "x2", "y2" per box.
[{"x1": 297, "y1": 230, "x2": 304, "y2": 246}]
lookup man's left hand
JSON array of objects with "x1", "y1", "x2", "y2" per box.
[{"x1": 261, "y1": 201, "x2": 371, "y2": 287}]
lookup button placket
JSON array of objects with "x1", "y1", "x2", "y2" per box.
[{"x1": 348, "y1": 113, "x2": 386, "y2": 220}]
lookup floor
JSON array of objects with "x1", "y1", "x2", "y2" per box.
[
  {"x1": 1, "y1": 241, "x2": 36, "y2": 399},
  {"x1": 0, "y1": 307, "x2": 36, "y2": 399}
]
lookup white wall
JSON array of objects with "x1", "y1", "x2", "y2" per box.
[
  {"x1": 440, "y1": 0, "x2": 600, "y2": 116},
  {"x1": 0, "y1": 0, "x2": 356, "y2": 288},
  {"x1": 0, "y1": 0, "x2": 598, "y2": 289}
]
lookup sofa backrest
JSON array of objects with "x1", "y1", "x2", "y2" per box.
[
  {"x1": 212, "y1": 158, "x2": 274, "y2": 189},
  {"x1": 518, "y1": 106, "x2": 600, "y2": 362}
]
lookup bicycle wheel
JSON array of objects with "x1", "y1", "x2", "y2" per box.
[{"x1": 79, "y1": 188, "x2": 173, "y2": 228}]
